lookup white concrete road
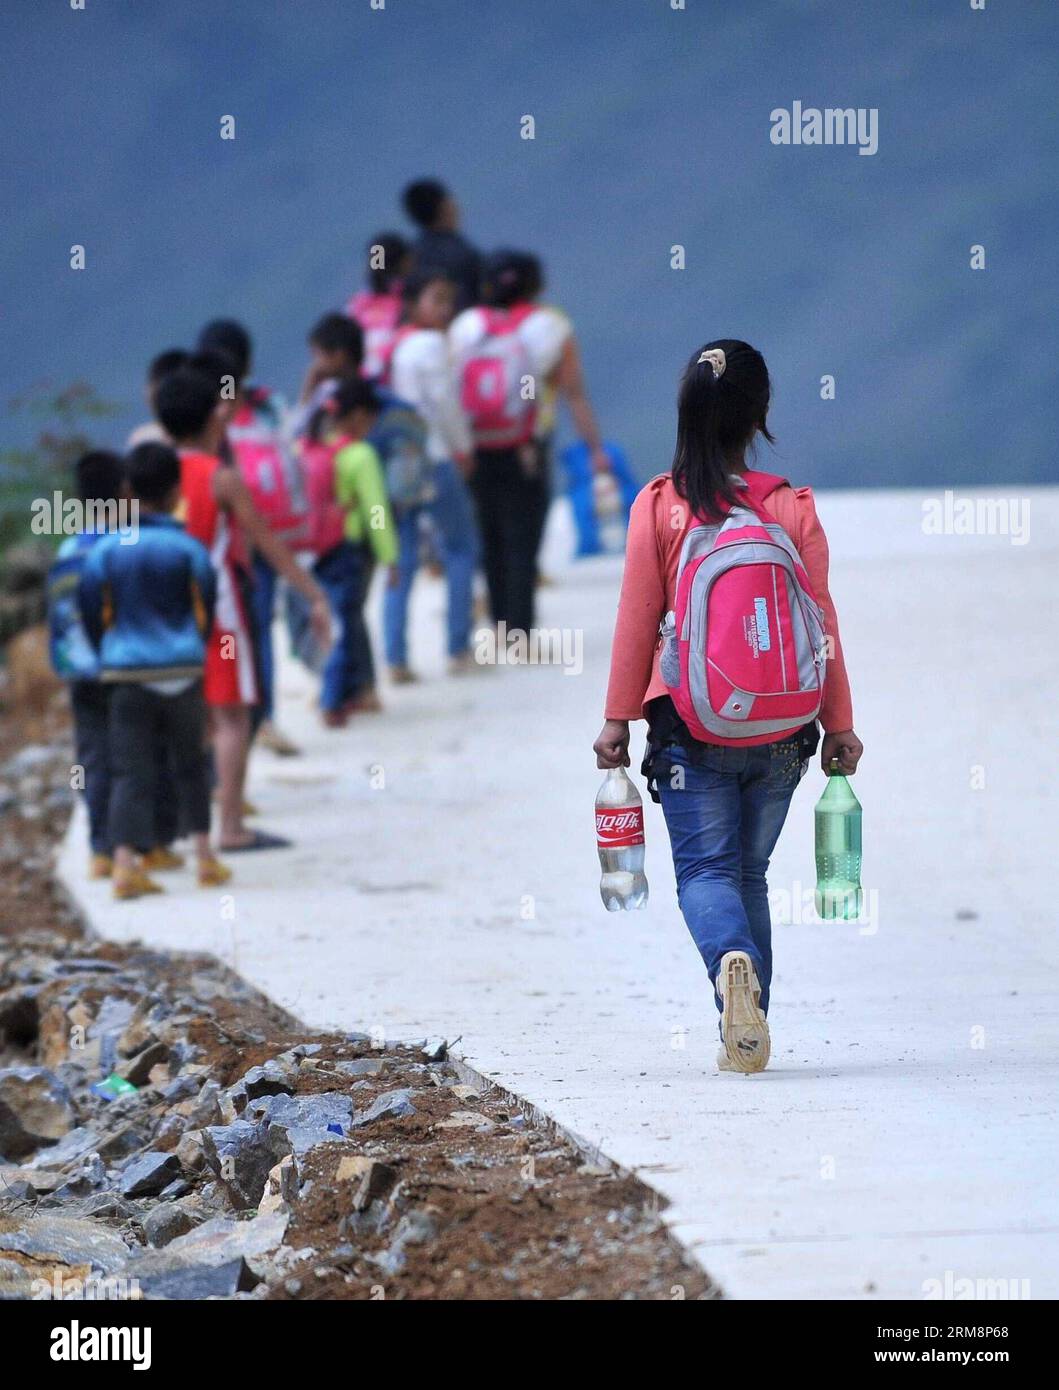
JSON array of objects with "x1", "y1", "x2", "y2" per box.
[{"x1": 60, "y1": 486, "x2": 1059, "y2": 1300}]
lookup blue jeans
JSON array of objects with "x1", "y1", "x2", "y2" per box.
[
  {"x1": 314, "y1": 541, "x2": 375, "y2": 712},
  {"x1": 251, "y1": 553, "x2": 276, "y2": 722},
  {"x1": 657, "y1": 737, "x2": 805, "y2": 1016},
  {"x1": 383, "y1": 460, "x2": 478, "y2": 666}
]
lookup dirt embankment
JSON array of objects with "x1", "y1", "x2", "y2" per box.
[{"x1": 0, "y1": 699, "x2": 716, "y2": 1301}]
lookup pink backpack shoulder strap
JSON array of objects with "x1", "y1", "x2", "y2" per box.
[{"x1": 739, "y1": 469, "x2": 789, "y2": 507}]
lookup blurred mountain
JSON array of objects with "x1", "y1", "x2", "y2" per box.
[{"x1": 1, "y1": 0, "x2": 1055, "y2": 486}]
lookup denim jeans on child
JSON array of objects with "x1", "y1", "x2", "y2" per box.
[
  {"x1": 656, "y1": 736, "x2": 805, "y2": 1016},
  {"x1": 70, "y1": 680, "x2": 112, "y2": 854},
  {"x1": 250, "y1": 553, "x2": 276, "y2": 723},
  {"x1": 314, "y1": 540, "x2": 375, "y2": 712},
  {"x1": 383, "y1": 460, "x2": 478, "y2": 666}
]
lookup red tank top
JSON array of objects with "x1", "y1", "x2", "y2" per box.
[{"x1": 179, "y1": 450, "x2": 246, "y2": 576}]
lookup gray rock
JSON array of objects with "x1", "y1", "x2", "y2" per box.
[
  {"x1": 161, "y1": 1075, "x2": 201, "y2": 1104},
  {"x1": 283, "y1": 1126, "x2": 346, "y2": 1158},
  {"x1": 158, "y1": 1178, "x2": 191, "y2": 1201},
  {"x1": 0, "y1": 1066, "x2": 76, "y2": 1160},
  {"x1": 218, "y1": 1085, "x2": 245, "y2": 1124},
  {"x1": 175, "y1": 1129, "x2": 206, "y2": 1175},
  {"x1": 117, "y1": 997, "x2": 168, "y2": 1057},
  {"x1": 422, "y1": 1037, "x2": 448, "y2": 1062},
  {"x1": 143, "y1": 1202, "x2": 198, "y2": 1248},
  {"x1": 349, "y1": 1088, "x2": 417, "y2": 1128},
  {"x1": 0, "y1": 1179, "x2": 36, "y2": 1203},
  {"x1": 61, "y1": 1192, "x2": 140, "y2": 1222},
  {"x1": 370, "y1": 1210, "x2": 438, "y2": 1276},
  {"x1": 201, "y1": 1120, "x2": 273, "y2": 1207},
  {"x1": 120, "y1": 1151, "x2": 181, "y2": 1198},
  {"x1": 136, "y1": 1256, "x2": 255, "y2": 1300},
  {"x1": 245, "y1": 1091, "x2": 354, "y2": 1157},
  {"x1": 187, "y1": 1080, "x2": 223, "y2": 1127},
  {"x1": 152, "y1": 1113, "x2": 185, "y2": 1148},
  {"x1": 333, "y1": 1058, "x2": 385, "y2": 1078},
  {"x1": 166, "y1": 1211, "x2": 288, "y2": 1267},
  {"x1": 23, "y1": 1125, "x2": 96, "y2": 1170},
  {"x1": 0, "y1": 1214, "x2": 129, "y2": 1274},
  {"x1": 238, "y1": 1060, "x2": 298, "y2": 1100},
  {"x1": 51, "y1": 1152, "x2": 106, "y2": 1199},
  {"x1": 96, "y1": 1123, "x2": 153, "y2": 1164},
  {"x1": 116, "y1": 1040, "x2": 168, "y2": 1088}
]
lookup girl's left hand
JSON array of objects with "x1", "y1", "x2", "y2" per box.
[
  {"x1": 593, "y1": 719, "x2": 630, "y2": 769},
  {"x1": 820, "y1": 729, "x2": 863, "y2": 775}
]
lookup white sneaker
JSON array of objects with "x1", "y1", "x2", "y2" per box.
[{"x1": 716, "y1": 951, "x2": 770, "y2": 1074}]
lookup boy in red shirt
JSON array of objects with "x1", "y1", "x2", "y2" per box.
[{"x1": 155, "y1": 366, "x2": 330, "y2": 852}]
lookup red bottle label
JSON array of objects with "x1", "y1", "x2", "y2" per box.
[{"x1": 595, "y1": 805, "x2": 645, "y2": 848}]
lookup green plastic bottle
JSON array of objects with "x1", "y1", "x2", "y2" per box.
[{"x1": 814, "y1": 759, "x2": 862, "y2": 920}]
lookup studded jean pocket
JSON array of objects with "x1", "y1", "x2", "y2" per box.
[{"x1": 769, "y1": 735, "x2": 808, "y2": 787}]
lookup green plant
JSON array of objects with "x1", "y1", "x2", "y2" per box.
[{"x1": 1, "y1": 381, "x2": 121, "y2": 555}]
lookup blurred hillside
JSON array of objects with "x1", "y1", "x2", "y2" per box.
[{"x1": 1, "y1": 0, "x2": 1055, "y2": 486}]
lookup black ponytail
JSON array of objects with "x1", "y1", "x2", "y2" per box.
[
  {"x1": 671, "y1": 339, "x2": 774, "y2": 521},
  {"x1": 307, "y1": 377, "x2": 381, "y2": 443}
]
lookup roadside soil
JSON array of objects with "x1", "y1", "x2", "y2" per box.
[{"x1": 0, "y1": 692, "x2": 716, "y2": 1301}]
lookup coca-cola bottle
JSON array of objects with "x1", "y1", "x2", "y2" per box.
[{"x1": 595, "y1": 766, "x2": 649, "y2": 911}]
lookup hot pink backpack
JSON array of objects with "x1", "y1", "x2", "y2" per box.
[
  {"x1": 291, "y1": 434, "x2": 349, "y2": 558},
  {"x1": 659, "y1": 471, "x2": 828, "y2": 746},
  {"x1": 229, "y1": 394, "x2": 306, "y2": 537},
  {"x1": 458, "y1": 305, "x2": 537, "y2": 447},
  {"x1": 347, "y1": 290, "x2": 402, "y2": 382}
]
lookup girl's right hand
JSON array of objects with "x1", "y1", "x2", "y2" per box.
[{"x1": 593, "y1": 719, "x2": 631, "y2": 769}]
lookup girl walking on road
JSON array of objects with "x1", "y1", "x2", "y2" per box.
[
  {"x1": 450, "y1": 250, "x2": 608, "y2": 640},
  {"x1": 594, "y1": 340, "x2": 863, "y2": 1074},
  {"x1": 388, "y1": 270, "x2": 479, "y2": 675}
]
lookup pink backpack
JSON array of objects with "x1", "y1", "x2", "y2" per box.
[
  {"x1": 229, "y1": 396, "x2": 306, "y2": 537},
  {"x1": 375, "y1": 324, "x2": 418, "y2": 387},
  {"x1": 458, "y1": 305, "x2": 537, "y2": 447},
  {"x1": 659, "y1": 472, "x2": 828, "y2": 746},
  {"x1": 347, "y1": 290, "x2": 402, "y2": 381},
  {"x1": 292, "y1": 434, "x2": 349, "y2": 557}
]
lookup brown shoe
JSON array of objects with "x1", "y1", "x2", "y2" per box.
[
  {"x1": 256, "y1": 720, "x2": 302, "y2": 757},
  {"x1": 198, "y1": 856, "x2": 232, "y2": 887},
  {"x1": 342, "y1": 688, "x2": 383, "y2": 715},
  {"x1": 113, "y1": 867, "x2": 165, "y2": 901},
  {"x1": 141, "y1": 846, "x2": 185, "y2": 872},
  {"x1": 88, "y1": 853, "x2": 113, "y2": 880}
]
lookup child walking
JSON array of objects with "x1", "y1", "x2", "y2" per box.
[
  {"x1": 78, "y1": 444, "x2": 229, "y2": 899},
  {"x1": 300, "y1": 378, "x2": 396, "y2": 725},
  {"x1": 46, "y1": 451, "x2": 126, "y2": 878},
  {"x1": 389, "y1": 270, "x2": 478, "y2": 676},
  {"x1": 594, "y1": 340, "x2": 863, "y2": 1074},
  {"x1": 154, "y1": 365, "x2": 331, "y2": 852}
]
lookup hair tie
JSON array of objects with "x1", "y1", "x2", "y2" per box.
[
  {"x1": 697, "y1": 348, "x2": 726, "y2": 379},
  {"x1": 322, "y1": 395, "x2": 340, "y2": 415}
]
